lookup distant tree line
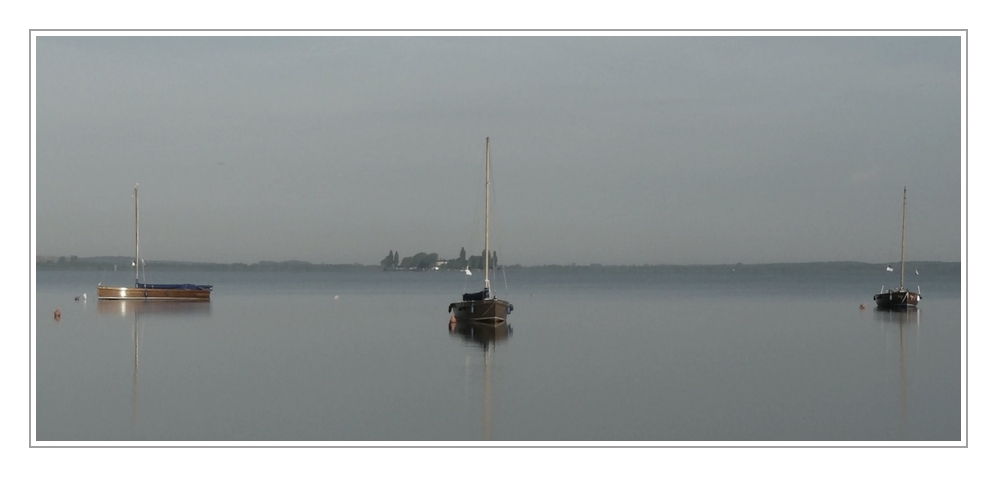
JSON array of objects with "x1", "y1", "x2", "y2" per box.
[
  {"x1": 35, "y1": 255, "x2": 97, "y2": 269},
  {"x1": 381, "y1": 247, "x2": 500, "y2": 271},
  {"x1": 380, "y1": 250, "x2": 441, "y2": 270},
  {"x1": 36, "y1": 256, "x2": 375, "y2": 272}
]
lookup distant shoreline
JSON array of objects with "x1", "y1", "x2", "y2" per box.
[{"x1": 34, "y1": 256, "x2": 961, "y2": 273}]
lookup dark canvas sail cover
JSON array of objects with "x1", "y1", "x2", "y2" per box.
[{"x1": 462, "y1": 288, "x2": 489, "y2": 301}]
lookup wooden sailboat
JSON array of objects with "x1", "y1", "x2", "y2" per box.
[
  {"x1": 448, "y1": 138, "x2": 513, "y2": 324},
  {"x1": 874, "y1": 187, "x2": 921, "y2": 309},
  {"x1": 96, "y1": 184, "x2": 212, "y2": 301}
]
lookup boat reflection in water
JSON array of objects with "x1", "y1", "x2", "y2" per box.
[
  {"x1": 97, "y1": 299, "x2": 212, "y2": 318},
  {"x1": 449, "y1": 320, "x2": 510, "y2": 350},
  {"x1": 874, "y1": 307, "x2": 919, "y2": 440},
  {"x1": 449, "y1": 321, "x2": 511, "y2": 440},
  {"x1": 96, "y1": 299, "x2": 211, "y2": 434}
]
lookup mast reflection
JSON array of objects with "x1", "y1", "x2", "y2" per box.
[
  {"x1": 449, "y1": 321, "x2": 511, "y2": 440},
  {"x1": 96, "y1": 299, "x2": 211, "y2": 433},
  {"x1": 874, "y1": 307, "x2": 919, "y2": 439}
]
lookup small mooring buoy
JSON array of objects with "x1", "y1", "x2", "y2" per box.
[
  {"x1": 54, "y1": 308, "x2": 61, "y2": 321},
  {"x1": 859, "y1": 303, "x2": 866, "y2": 310}
]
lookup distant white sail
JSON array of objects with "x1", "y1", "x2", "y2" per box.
[
  {"x1": 915, "y1": 269, "x2": 919, "y2": 275},
  {"x1": 886, "y1": 265, "x2": 894, "y2": 272},
  {"x1": 465, "y1": 267, "x2": 472, "y2": 276}
]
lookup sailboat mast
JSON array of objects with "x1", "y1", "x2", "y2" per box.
[
  {"x1": 484, "y1": 138, "x2": 491, "y2": 291},
  {"x1": 900, "y1": 186, "x2": 906, "y2": 290},
  {"x1": 134, "y1": 183, "x2": 140, "y2": 286}
]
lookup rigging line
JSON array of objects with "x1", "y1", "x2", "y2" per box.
[
  {"x1": 489, "y1": 153, "x2": 509, "y2": 294},
  {"x1": 501, "y1": 261, "x2": 509, "y2": 293},
  {"x1": 489, "y1": 139, "x2": 509, "y2": 293},
  {"x1": 464, "y1": 140, "x2": 486, "y2": 293},
  {"x1": 904, "y1": 197, "x2": 914, "y2": 267},
  {"x1": 471, "y1": 142, "x2": 487, "y2": 279}
]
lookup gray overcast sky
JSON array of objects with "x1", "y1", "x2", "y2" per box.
[{"x1": 34, "y1": 34, "x2": 962, "y2": 266}]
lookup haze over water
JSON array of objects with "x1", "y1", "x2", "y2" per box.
[{"x1": 34, "y1": 35, "x2": 961, "y2": 266}]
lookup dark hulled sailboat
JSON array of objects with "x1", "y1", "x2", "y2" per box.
[
  {"x1": 448, "y1": 138, "x2": 513, "y2": 324},
  {"x1": 874, "y1": 187, "x2": 921, "y2": 309}
]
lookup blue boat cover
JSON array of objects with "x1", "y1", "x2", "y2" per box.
[{"x1": 137, "y1": 282, "x2": 213, "y2": 291}]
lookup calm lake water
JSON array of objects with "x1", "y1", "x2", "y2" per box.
[{"x1": 33, "y1": 264, "x2": 963, "y2": 443}]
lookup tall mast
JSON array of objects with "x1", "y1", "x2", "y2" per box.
[
  {"x1": 134, "y1": 183, "x2": 140, "y2": 286},
  {"x1": 484, "y1": 138, "x2": 491, "y2": 292},
  {"x1": 900, "y1": 186, "x2": 906, "y2": 290}
]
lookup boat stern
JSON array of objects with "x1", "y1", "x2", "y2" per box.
[{"x1": 449, "y1": 298, "x2": 510, "y2": 323}]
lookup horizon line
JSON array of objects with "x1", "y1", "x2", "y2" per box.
[{"x1": 35, "y1": 255, "x2": 962, "y2": 268}]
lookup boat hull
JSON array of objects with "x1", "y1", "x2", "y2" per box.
[
  {"x1": 873, "y1": 290, "x2": 920, "y2": 309},
  {"x1": 448, "y1": 299, "x2": 510, "y2": 324},
  {"x1": 97, "y1": 286, "x2": 211, "y2": 302}
]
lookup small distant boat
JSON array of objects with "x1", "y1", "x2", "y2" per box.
[
  {"x1": 97, "y1": 185, "x2": 212, "y2": 301},
  {"x1": 874, "y1": 187, "x2": 921, "y2": 309},
  {"x1": 448, "y1": 138, "x2": 513, "y2": 324}
]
